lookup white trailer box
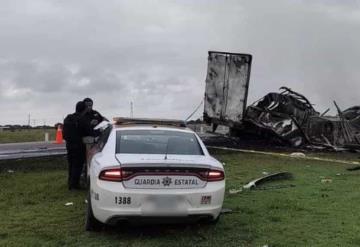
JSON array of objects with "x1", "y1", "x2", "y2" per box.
[{"x1": 203, "y1": 51, "x2": 252, "y2": 128}]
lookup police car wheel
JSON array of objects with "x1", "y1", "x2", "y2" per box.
[
  {"x1": 206, "y1": 215, "x2": 220, "y2": 224},
  {"x1": 85, "y1": 192, "x2": 103, "y2": 231}
]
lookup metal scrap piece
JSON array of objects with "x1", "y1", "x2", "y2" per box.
[
  {"x1": 254, "y1": 184, "x2": 296, "y2": 190},
  {"x1": 290, "y1": 152, "x2": 306, "y2": 158},
  {"x1": 346, "y1": 166, "x2": 360, "y2": 171},
  {"x1": 229, "y1": 188, "x2": 243, "y2": 194},
  {"x1": 243, "y1": 172, "x2": 293, "y2": 189},
  {"x1": 220, "y1": 208, "x2": 233, "y2": 214}
]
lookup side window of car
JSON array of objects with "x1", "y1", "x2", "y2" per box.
[{"x1": 96, "y1": 125, "x2": 112, "y2": 151}]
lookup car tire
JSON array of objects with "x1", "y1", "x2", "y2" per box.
[
  {"x1": 85, "y1": 192, "x2": 103, "y2": 231},
  {"x1": 207, "y1": 215, "x2": 220, "y2": 224}
]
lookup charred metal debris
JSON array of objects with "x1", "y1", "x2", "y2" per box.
[
  {"x1": 244, "y1": 87, "x2": 360, "y2": 151},
  {"x1": 242, "y1": 172, "x2": 294, "y2": 190},
  {"x1": 228, "y1": 172, "x2": 294, "y2": 193}
]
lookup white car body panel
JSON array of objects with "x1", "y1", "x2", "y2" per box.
[{"x1": 89, "y1": 125, "x2": 225, "y2": 224}]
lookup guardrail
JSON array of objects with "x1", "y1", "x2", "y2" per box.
[{"x1": 0, "y1": 147, "x2": 66, "y2": 160}]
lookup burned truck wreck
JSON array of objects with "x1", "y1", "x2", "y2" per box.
[
  {"x1": 245, "y1": 87, "x2": 318, "y2": 147},
  {"x1": 202, "y1": 51, "x2": 360, "y2": 151},
  {"x1": 203, "y1": 51, "x2": 252, "y2": 130},
  {"x1": 244, "y1": 87, "x2": 360, "y2": 150}
]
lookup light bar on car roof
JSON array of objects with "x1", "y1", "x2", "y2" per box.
[{"x1": 113, "y1": 117, "x2": 186, "y2": 127}]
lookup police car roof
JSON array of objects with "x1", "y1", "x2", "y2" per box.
[{"x1": 113, "y1": 117, "x2": 187, "y2": 129}]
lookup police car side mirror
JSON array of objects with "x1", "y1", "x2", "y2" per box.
[{"x1": 83, "y1": 136, "x2": 96, "y2": 144}]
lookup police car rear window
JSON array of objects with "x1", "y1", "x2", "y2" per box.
[{"x1": 115, "y1": 130, "x2": 204, "y2": 155}]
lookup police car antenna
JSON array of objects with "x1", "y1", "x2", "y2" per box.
[{"x1": 164, "y1": 138, "x2": 169, "y2": 160}]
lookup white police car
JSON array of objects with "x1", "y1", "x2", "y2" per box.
[{"x1": 85, "y1": 118, "x2": 225, "y2": 231}]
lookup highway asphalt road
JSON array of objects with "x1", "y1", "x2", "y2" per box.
[
  {"x1": 0, "y1": 141, "x2": 66, "y2": 160},
  {"x1": 0, "y1": 132, "x2": 220, "y2": 160}
]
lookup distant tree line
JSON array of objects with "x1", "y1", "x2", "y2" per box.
[{"x1": 0, "y1": 124, "x2": 58, "y2": 131}]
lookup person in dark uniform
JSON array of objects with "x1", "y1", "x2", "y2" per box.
[
  {"x1": 63, "y1": 101, "x2": 88, "y2": 190},
  {"x1": 79, "y1": 98, "x2": 107, "y2": 187},
  {"x1": 83, "y1": 98, "x2": 107, "y2": 130}
]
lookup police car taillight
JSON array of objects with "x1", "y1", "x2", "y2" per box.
[
  {"x1": 207, "y1": 170, "x2": 225, "y2": 182},
  {"x1": 99, "y1": 168, "x2": 123, "y2": 182}
]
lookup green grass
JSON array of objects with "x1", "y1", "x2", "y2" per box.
[
  {"x1": 1, "y1": 151, "x2": 360, "y2": 246},
  {"x1": 0, "y1": 129, "x2": 56, "y2": 143}
]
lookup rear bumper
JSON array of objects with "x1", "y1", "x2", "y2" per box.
[
  {"x1": 91, "y1": 179, "x2": 225, "y2": 224},
  {"x1": 106, "y1": 215, "x2": 215, "y2": 225}
]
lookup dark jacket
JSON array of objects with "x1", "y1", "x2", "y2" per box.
[
  {"x1": 63, "y1": 113, "x2": 86, "y2": 149},
  {"x1": 81, "y1": 110, "x2": 105, "y2": 137},
  {"x1": 86, "y1": 110, "x2": 105, "y2": 126}
]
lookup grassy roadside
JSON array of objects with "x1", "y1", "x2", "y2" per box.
[
  {"x1": 0, "y1": 129, "x2": 56, "y2": 144},
  {"x1": 1, "y1": 151, "x2": 360, "y2": 246}
]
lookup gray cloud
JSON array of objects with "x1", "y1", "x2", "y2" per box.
[{"x1": 1, "y1": 0, "x2": 360, "y2": 124}]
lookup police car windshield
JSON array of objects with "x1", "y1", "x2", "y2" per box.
[{"x1": 115, "y1": 129, "x2": 204, "y2": 155}]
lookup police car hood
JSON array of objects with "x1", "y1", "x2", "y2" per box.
[{"x1": 115, "y1": 154, "x2": 223, "y2": 170}]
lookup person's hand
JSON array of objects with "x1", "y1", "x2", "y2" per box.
[{"x1": 90, "y1": 119, "x2": 99, "y2": 126}]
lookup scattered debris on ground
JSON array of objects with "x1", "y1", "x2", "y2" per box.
[
  {"x1": 243, "y1": 172, "x2": 293, "y2": 190},
  {"x1": 229, "y1": 188, "x2": 243, "y2": 194},
  {"x1": 321, "y1": 178, "x2": 333, "y2": 183},
  {"x1": 346, "y1": 165, "x2": 360, "y2": 171},
  {"x1": 220, "y1": 208, "x2": 233, "y2": 214},
  {"x1": 206, "y1": 146, "x2": 360, "y2": 166},
  {"x1": 64, "y1": 202, "x2": 74, "y2": 206},
  {"x1": 290, "y1": 152, "x2": 306, "y2": 158},
  {"x1": 254, "y1": 184, "x2": 296, "y2": 190}
]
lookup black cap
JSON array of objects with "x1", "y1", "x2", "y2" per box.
[
  {"x1": 76, "y1": 101, "x2": 86, "y2": 113},
  {"x1": 83, "y1": 97, "x2": 93, "y2": 103}
]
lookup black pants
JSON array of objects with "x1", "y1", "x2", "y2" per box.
[{"x1": 67, "y1": 147, "x2": 86, "y2": 189}]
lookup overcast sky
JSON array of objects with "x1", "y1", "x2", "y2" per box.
[{"x1": 1, "y1": 0, "x2": 360, "y2": 125}]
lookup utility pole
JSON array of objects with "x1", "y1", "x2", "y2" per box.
[
  {"x1": 28, "y1": 114, "x2": 30, "y2": 126},
  {"x1": 130, "y1": 101, "x2": 134, "y2": 118}
]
